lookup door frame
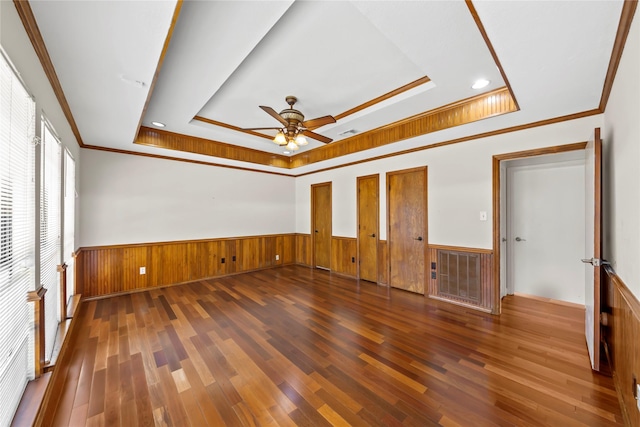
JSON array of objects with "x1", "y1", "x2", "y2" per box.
[
  {"x1": 356, "y1": 174, "x2": 379, "y2": 282},
  {"x1": 492, "y1": 142, "x2": 587, "y2": 314},
  {"x1": 311, "y1": 182, "x2": 332, "y2": 270},
  {"x1": 386, "y1": 166, "x2": 428, "y2": 293}
]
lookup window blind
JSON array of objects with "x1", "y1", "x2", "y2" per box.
[
  {"x1": 40, "y1": 122, "x2": 61, "y2": 362},
  {"x1": 63, "y1": 150, "x2": 75, "y2": 301},
  {"x1": 0, "y1": 51, "x2": 36, "y2": 427}
]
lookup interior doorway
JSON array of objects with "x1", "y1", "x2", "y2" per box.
[
  {"x1": 312, "y1": 182, "x2": 332, "y2": 270},
  {"x1": 387, "y1": 167, "x2": 427, "y2": 294},
  {"x1": 503, "y1": 152, "x2": 586, "y2": 304},
  {"x1": 357, "y1": 174, "x2": 379, "y2": 282},
  {"x1": 493, "y1": 142, "x2": 587, "y2": 314}
]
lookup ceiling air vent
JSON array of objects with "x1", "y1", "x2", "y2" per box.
[{"x1": 338, "y1": 129, "x2": 359, "y2": 137}]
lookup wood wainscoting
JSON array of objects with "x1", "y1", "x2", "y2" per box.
[
  {"x1": 427, "y1": 245, "x2": 494, "y2": 312},
  {"x1": 76, "y1": 234, "x2": 296, "y2": 298},
  {"x1": 378, "y1": 240, "x2": 388, "y2": 285},
  {"x1": 295, "y1": 233, "x2": 312, "y2": 267},
  {"x1": 602, "y1": 267, "x2": 640, "y2": 426},
  {"x1": 331, "y1": 236, "x2": 357, "y2": 278}
]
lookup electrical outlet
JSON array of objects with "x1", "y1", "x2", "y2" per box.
[
  {"x1": 351, "y1": 257, "x2": 355, "y2": 263},
  {"x1": 232, "y1": 255, "x2": 236, "y2": 262},
  {"x1": 275, "y1": 254, "x2": 279, "y2": 261},
  {"x1": 139, "y1": 266, "x2": 146, "y2": 275},
  {"x1": 431, "y1": 262, "x2": 436, "y2": 270},
  {"x1": 221, "y1": 258, "x2": 225, "y2": 264},
  {"x1": 479, "y1": 211, "x2": 487, "y2": 221}
]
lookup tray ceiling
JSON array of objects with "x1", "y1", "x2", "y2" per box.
[{"x1": 26, "y1": 0, "x2": 625, "y2": 174}]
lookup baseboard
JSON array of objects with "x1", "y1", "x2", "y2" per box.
[{"x1": 513, "y1": 292, "x2": 585, "y2": 309}]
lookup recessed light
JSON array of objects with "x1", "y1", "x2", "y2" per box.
[
  {"x1": 283, "y1": 151, "x2": 291, "y2": 154},
  {"x1": 151, "y1": 121, "x2": 165, "y2": 128},
  {"x1": 472, "y1": 79, "x2": 490, "y2": 90}
]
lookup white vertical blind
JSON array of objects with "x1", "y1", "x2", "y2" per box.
[
  {"x1": 40, "y1": 121, "x2": 61, "y2": 362},
  {"x1": 63, "y1": 150, "x2": 75, "y2": 301},
  {"x1": 0, "y1": 51, "x2": 36, "y2": 427}
]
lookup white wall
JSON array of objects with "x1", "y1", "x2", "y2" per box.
[
  {"x1": 603, "y1": 11, "x2": 640, "y2": 299},
  {"x1": 296, "y1": 115, "x2": 603, "y2": 249},
  {"x1": 80, "y1": 150, "x2": 296, "y2": 246},
  {"x1": 1, "y1": 1, "x2": 82, "y2": 245}
]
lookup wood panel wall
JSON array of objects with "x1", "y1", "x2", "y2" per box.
[
  {"x1": 290, "y1": 88, "x2": 517, "y2": 168},
  {"x1": 331, "y1": 237, "x2": 357, "y2": 278},
  {"x1": 77, "y1": 234, "x2": 295, "y2": 298},
  {"x1": 602, "y1": 268, "x2": 640, "y2": 427},
  {"x1": 378, "y1": 240, "x2": 388, "y2": 285},
  {"x1": 427, "y1": 246, "x2": 494, "y2": 312},
  {"x1": 295, "y1": 234, "x2": 312, "y2": 267}
]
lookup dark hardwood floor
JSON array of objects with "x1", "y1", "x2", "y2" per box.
[{"x1": 47, "y1": 265, "x2": 623, "y2": 426}]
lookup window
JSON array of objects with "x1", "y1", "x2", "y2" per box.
[
  {"x1": 40, "y1": 120, "x2": 61, "y2": 362},
  {"x1": 0, "y1": 50, "x2": 36, "y2": 427},
  {"x1": 63, "y1": 150, "x2": 75, "y2": 301}
]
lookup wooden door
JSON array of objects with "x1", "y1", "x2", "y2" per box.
[
  {"x1": 312, "y1": 183, "x2": 332, "y2": 270},
  {"x1": 357, "y1": 174, "x2": 379, "y2": 282},
  {"x1": 387, "y1": 167, "x2": 427, "y2": 294},
  {"x1": 582, "y1": 128, "x2": 602, "y2": 371}
]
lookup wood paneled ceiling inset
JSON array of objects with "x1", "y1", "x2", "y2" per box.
[
  {"x1": 138, "y1": 87, "x2": 516, "y2": 169},
  {"x1": 135, "y1": 127, "x2": 290, "y2": 168},
  {"x1": 290, "y1": 87, "x2": 517, "y2": 169}
]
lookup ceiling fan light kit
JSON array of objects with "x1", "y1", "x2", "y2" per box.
[{"x1": 245, "y1": 96, "x2": 336, "y2": 151}]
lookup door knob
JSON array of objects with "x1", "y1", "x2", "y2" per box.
[
  {"x1": 369, "y1": 233, "x2": 376, "y2": 238},
  {"x1": 414, "y1": 236, "x2": 423, "y2": 241},
  {"x1": 515, "y1": 237, "x2": 526, "y2": 242}
]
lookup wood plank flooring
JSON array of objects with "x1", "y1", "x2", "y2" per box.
[{"x1": 47, "y1": 265, "x2": 623, "y2": 426}]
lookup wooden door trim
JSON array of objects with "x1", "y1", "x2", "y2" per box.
[
  {"x1": 356, "y1": 174, "x2": 380, "y2": 282},
  {"x1": 492, "y1": 141, "x2": 588, "y2": 314},
  {"x1": 311, "y1": 182, "x2": 332, "y2": 270},
  {"x1": 386, "y1": 166, "x2": 428, "y2": 293}
]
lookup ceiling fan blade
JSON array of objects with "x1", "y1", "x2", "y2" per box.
[
  {"x1": 302, "y1": 129, "x2": 332, "y2": 144},
  {"x1": 302, "y1": 115, "x2": 336, "y2": 129},
  {"x1": 260, "y1": 106, "x2": 288, "y2": 126},
  {"x1": 242, "y1": 127, "x2": 282, "y2": 131}
]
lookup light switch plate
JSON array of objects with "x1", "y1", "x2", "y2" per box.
[
  {"x1": 636, "y1": 384, "x2": 640, "y2": 411},
  {"x1": 479, "y1": 211, "x2": 487, "y2": 221},
  {"x1": 275, "y1": 254, "x2": 280, "y2": 261}
]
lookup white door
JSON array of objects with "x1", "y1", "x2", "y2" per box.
[
  {"x1": 506, "y1": 155, "x2": 586, "y2": 304},
  {"x1": 582, "y1": 128, "x2": 602, "y2": 371}
]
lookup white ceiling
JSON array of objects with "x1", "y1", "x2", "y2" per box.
[{"x1": 28, "y1": 0, "x2": 624, "y2": 174}]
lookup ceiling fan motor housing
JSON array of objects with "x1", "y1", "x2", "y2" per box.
[{"x1": 280, "y1": 97, "x2": 305, "y2": 138}]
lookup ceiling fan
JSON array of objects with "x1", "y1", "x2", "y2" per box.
[{"x1": 244, "y1": 96, "x2": 336, "y2": 151}]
